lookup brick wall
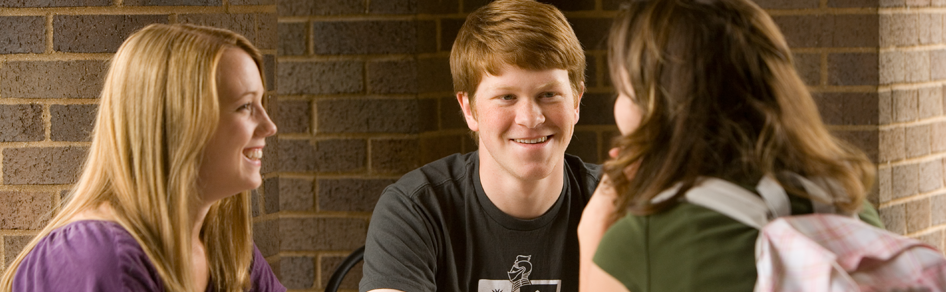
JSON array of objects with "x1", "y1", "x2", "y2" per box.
[{"x1": 0, "y1": 0, "x2": 279, "y2": 274}]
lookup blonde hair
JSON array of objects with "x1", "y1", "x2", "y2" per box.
[
  {"x1": 1, "y1": 24, "x2": 265, "y2": 292},
  {"x1": 450, "y1": 0, "x2": 585, "y2": 108},
  {"x1": 605, "y1": 0, "x2": 874, "y2": 217}
]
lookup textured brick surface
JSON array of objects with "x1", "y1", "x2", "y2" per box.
[
  {"x1": 420, "y1": 135, "x2": 464, "y2": 164},
  {"x1": 318, "y1": 178, "x2": 395, "y2": 212},
  {"x1": 279, "y1": 217, "x2": 367, "y2": 250},
  {"x1": 0, "y1": 104, "x2": 43, "y2": 142},
  {"x1": 753, "y1": 0, "x2": 820, "y2": 8},
  {"x1": 933, "y1": 122, "x2": 946, "y2": 153},
  {"x1": 1, "y1": 61, "x2": 107, "y2": 98},
  {"x1": 879, "y1": 204, "x2": 906, "y2": 235},
  {"x1": 3, "y1": 147, "x2": 87, "y2": 185},
  {"x1": 0, "y1": 16, "x2": 44, "y2": 54},
  {"x1": 369, "y1": 0, "x2": 415, "y2": 13},
  {"x1": 920, "y1": 160, "x2": 942, "y2": 192},
  {"x1": 417, "y1": 57, "x2": 452, "y2": 93},
  {"x1": 539, "y1": 0, "x2": 596, "y2": 11},
  {"x1": 569, "y1": 18, "x2": 613, "y2": 50},
  {"x1": 811, "y1": 92, "x2": 878, "y2": 125},
  {"x1": 279, "y1": 257, "x2": 314, "y2": 289},
  {"x1": 0, "y1": 0, "x2": 109, "y2": 7},
  {"x1": 124, "y1": 0, "x2": 219, "y2": 5},
  {"x1": 230, "y1": 0, "x2": 273, "y2": 4},
  {"x1": 263, "y1": 56, "x2": 276, "y2": 91},
  {"x1": 832, "y1": 129, "x2": 878, "y2": 162},
  {"x1": 177, "y1": 14, "x2": 256, "y2": 46},
  {"x1": 882, "y1": 51, "x2": 930, "y2": 84},
  {"x1": 50, "y1": 104, "x2": 97, "y2": 142},
  {"x1": 829, "y1": 0, "x2": 882, "y2": 7},
  {"x1": 315, "y1": 99, "x2": 437, "y2": 134},
  {"x1": 54, "y1": 15, "x2": 167, "y2": 53},
  {"x1": 774, "y1": 14, "x2": 878, "y2": 48},
  {"x1": 879, "y1": 90, "x2": 893, "y2": 124},
  {"x1": 441, "y1": 96, "x2": 466, "y2": 130},
  {"x1": 917, "y1": 231, "x2": 944, "y2": 252},
  {"x1": 371, "y1": 139, "x2": 421, "y2": 174},
  {"x1": 368, "y1": 60, "x2": 418, "y2": 94},
  {"x1": 440, "y1": 18, "x2": 465, "y2": 52},
  {"x1": 878, "y1": 166, "x2": 893, "y2": 203},
  {"x1": 277, "y1": 61, "x2": 363, "y2": 95},
  {"x1": 263, "y1": 177, "x2": 313, "y2": 212},
  {"x1": 893, "y1": 89, "x2": 918, "y2": 122},
  {"x1": 275, "y1": 100, "x2": 309, "y2": 134},
  {"x1": 932, "y1": 194, "x2": 946, "y2": 225},
  {"x1": 257, "y1": 14, "x2": 277, "y2": 51},
  {"x1": 278, "y1": 22, "x2": 306, "y2": 56},
  {"x1": 313, "y1": 21, "x2": 418, "y2": 55},
  {"x1": 566, "y1": 130, "x2": 599, "y2": 163},
  {"x1": 416, "y1": 20, "x2": 437, "y2": 54},
  {"x1": 880, "y1": 13, "x2": 918, "y2": 46},
  {"x1": 277, "y1": 0, "x2": 362, "y2": 16},
  {"x1": 4, "y1": 235, "x2": 32, "y2": 267},
  {"x1": 794, "y1": 53, "x2": 821, "y2": 86},
  {"x1": 892, "y1": 163, "x2": 919, "y2": 199},
  {"x1": 879, "y1": 127, "x2": 904, "y2": 162},
  {"x1": 578, "y1": 93, "x2": 616, "y2": 126},
  {"x1": 828, "y1": 53, "x2": 877, "y2": 86},
  {"x1": 0, "y1": 192, "x2": 53, "y2": 229},
  {"x1": 463, "y1": 0, "x2": 490, "y2": 12},
  {"x1": 278, "y1": 139, "x2": 366, "y2": 173},
  {"x1": 585, "y1": 54, "x2": 598, "y2": 88},
  {"x1": 906, "y1": 198, "x2": 931, "y2": 233},
  {"x1": 904, "y1": 125, "x2": 930, "y2": 158},
  {"x1": 918, "y1": 87, "x2": 942, "y2": 119},
  {"x1": 833, "y1": 14, "x2": 879, "y2": 47},
  {"x1": 253, "y1": 219, "x2": 279, "y2": 257},
  {"x1": 932, "y1": 50, "x2": 946, "y2": 81},
  {"x1": 320, "y1": 255, "x2": 363, "y2": 290}
]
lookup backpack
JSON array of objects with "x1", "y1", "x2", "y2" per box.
[{"x1": 658, "y1": 173, "x2": 946, "y2": 292}]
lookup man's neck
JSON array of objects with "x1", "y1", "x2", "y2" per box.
[{"x1": 478, "y1": 156, "x2": 565, "y2": 219}]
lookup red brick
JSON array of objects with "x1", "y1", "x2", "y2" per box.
[
  {"x1": 4, "y1": 235, "x2": 33, "y2": 267},
  {"x1": 278, "y1": 22, "x2": 307, "y2": 56},
  {"x1": 50, "y1": 104, "x2": 96, "y2": 142},
  {"x1": 828, "y1": 53, "x2": 877, "y2": 86},
  {"x1": 879, "y1": 127, "x2": 904, "y2": 162},
  {"x1": 277, "y1": 0, "x2": 362, "y2": 16},
  {"x1": 0, "y1": 104, "x2": 43, "y2": 142},
  {"x1": 578, "y1": 93, "x2": 617, "y2": 126},
  {"x1": 893, "y1": 163, "x2": 919, "y2": 199},
  {"x1": 312, "y1": 21, "x2": 418, "y2": 55},
  {"x1": 279, "y1": 256, "x2": 314, "y2": 289},
  {"x1": 919, "y1": 86, "x2": 942, "y2": 119},
  {"x1": 0, "y1": 16, "x2": 44, "y2": 54},
  {"x1": 566, "y1": 130, "x2": 599, "y2": 163},
  {"x1": 370, "y1": 139, "x2": 421, "y2": 174},
  {"x1": 420, "y1": 134, "x2": 464, "y2": 164},
  {"x1": 3, "y1": 147, "x2": 87, "y2": 185},
  {"x1": 920, "y1": 160, "x2": 942, "y2": 192},
  {"x1": 932, "y1": 194, "x2": 946, "y2": 225},
  {"x1": 320, "y1": 255, "x2": 363, "y2": 290},
  {"x1": 418, "y1": 57, "x2": 452, "y2": 93},
  {"x1": 753, "y1": 0, "x2": 819, "y2": 8},
  {"x1": 0, "y1": 60, "x2": 107, "y2": 98},
  {"x1": 907, "y1": 198, "x2": 931, "y2": 233},
  {"x1": 441, "y1": 96, "x2": 467, "y2": 130},
  {"x1": 177, "y1": 14, "x2": 257, "y2": 46},
  {"x1": 0, "y1": 0, "x2": 109, "y2": 7},
  {"x1": 279, "y1": 217, "x2": 367, "y2": 251},
  {"x1": 315, "y1": 98, "x2": 437, "y2": 134},
  {"x1": 317, "y1": 178, "x2": 394, "y2": 212},
  {"x1": 54, "y1": 15, "x2": 167, "y2": 53},
  {"x1": 832, "y1": 129, "x2": 878, "y2": 162},
  {"x1": 794, "y1": 53, "x2": 821, "y2": 86},
  {"x1": 569, "y1": 18, "x2": 612, "y2": 52},
  {"x1": 123, "y1": 0, "x2": 219, "y2": 5},
  {"x1": 905, "y1": 124, "x2": 930, "y2": 158},
  {"x1": 277, "y1": 61, "x2": 363, "y2": 95},
  {"x1": 252, "y1": 219, "x2": 279, "y2": 257},
  {"x1": 275, "y1": 100, "x2": 310, "y2": 134},
  {"x1": 893, "y1": 89, "x2": 918, "y2": 122},
  {"x1": 277, "y1": 139, "x2": 366, "y2": 173},
  {"x1": 368, "y1": 60, "x2": 418, "y2": 94},
  {"x1": 0, "y1": 192, "x2": 54, "y2": 230},
  {"x1": 879, "y1": 204, "x2": 906, "y2": 234},
  {"x1": 881, "y1": 13, "x2": 918, "y2": 46}
]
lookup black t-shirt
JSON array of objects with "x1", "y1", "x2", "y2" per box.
[{"x1": 359, "y1": 151, "x2": 601, "y2": 292}]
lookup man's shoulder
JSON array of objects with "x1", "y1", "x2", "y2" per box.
[
  {"x1": 563, "y1": 153, "x2": 602, "y2": 197},
  {"x1": 385, "y1": 152, "x2": 476, "y2": 199}
]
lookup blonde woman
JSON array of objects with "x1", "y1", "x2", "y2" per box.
[
  {"x1": 0, "y1": 24, "x2": 284, "y2": 292},
  {"x1": 578, "y1": 0, "x2": 884, "y2": 291}
]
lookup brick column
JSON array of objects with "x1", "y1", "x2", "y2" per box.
[{"x1": 0, "y1": 0, "x2": 278, "y2": 270}]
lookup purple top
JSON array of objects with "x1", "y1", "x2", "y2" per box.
[{"x1": 12, "y1": 220, "x2": 286, "y2": 292}]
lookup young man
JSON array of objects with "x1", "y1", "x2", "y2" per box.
[{"x1": 359, "y1": 1, "x2": 599, "y2": 291}]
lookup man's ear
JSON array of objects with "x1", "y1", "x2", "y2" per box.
[
  {"x1": 574, "y1": 82, "x2": 585, "y2": 123},
  {"x1": 457, "y1": 92, "x2": 478, "y2": 132}
]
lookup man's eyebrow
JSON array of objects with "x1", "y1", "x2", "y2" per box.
[{"x1": 489, "y1": 80, "x2": 564, "y2": 91}]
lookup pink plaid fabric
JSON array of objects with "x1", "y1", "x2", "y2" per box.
[{"x1": 755, "y1": 214, "x2": 946, "y2": 292}]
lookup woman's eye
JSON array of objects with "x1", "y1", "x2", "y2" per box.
[{"x1": 238, "y1": 103, "x2": 253, "y2": 113}]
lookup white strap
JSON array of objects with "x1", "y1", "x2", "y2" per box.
[
  {"x1": 684, "y1": 178, "x2": 770, "y2": 229},
  {"x1": 755, "y1": 174, "x2": 791, "y2": 218}
]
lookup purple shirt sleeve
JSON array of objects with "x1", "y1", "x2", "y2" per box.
[
  {"x1": 247, "y1": 245, "x2": 286, "y2": 292},
  {"x1": 13, "y1": 220, "x2": 163, "y2": 292}
]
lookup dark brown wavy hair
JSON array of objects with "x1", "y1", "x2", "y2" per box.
[{"x1": 605, "y1": 0, "x2": 874, "y2": 218}]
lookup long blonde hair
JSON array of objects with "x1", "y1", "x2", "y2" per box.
[
  {"x1": 605, "y1": 0, "x2": 874, "y2": 217},
  {"x1": 1, "y1": 24, "x2": 264, "y2": 292}
]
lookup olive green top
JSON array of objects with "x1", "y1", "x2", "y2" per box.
[{"x1": 593, "y1": 195, "x2": 883, "y2": 292}]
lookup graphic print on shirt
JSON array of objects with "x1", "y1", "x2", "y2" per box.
[{"x1": 477, "y1": 255, "x2": 561, "y2": 292}]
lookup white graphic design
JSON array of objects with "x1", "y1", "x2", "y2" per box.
[{"x1": 477, "y1": 255, "x2": 561, "y2": 292}]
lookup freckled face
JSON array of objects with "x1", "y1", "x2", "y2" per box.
[
  {"x1": 459, "y1": 64, "x2": 582, "y2": 181},
  {"x1": 197, "y1": 48, "x2": 277, "y2": 203}
]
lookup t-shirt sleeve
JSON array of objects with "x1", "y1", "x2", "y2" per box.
[
  {"x1": 359, "y1": 187, "x2": 439, "y2": 292},
  {"x1": 592, "y1": 215, "x2": 647, "y2": 292},
  {"x1": 249, "y1": 244, "x2": 286, "y2": 292},
  {"x1": 12, "y1": 221, "x2": 163, "y2": 292}
]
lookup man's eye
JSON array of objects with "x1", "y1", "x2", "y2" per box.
[
  {"x1": 541, "y1": 92, "x2": 557, "y2": 98},
  {"x1": 501, "y1": 95, "x2": 516, "y2": 101}
]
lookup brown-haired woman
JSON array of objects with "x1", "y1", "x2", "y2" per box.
[{"x1": 578, "y1": 0, "x2": 884, "y2": 291}]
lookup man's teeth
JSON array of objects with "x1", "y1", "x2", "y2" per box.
[
  {"x1": 243, "y1": 149, "x2": 263, "y2": 160},
  {"x1": 513, "y1": 136, "x2": 548, "y2": 144}
]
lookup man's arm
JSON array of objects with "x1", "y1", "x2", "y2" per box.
[{"x1": 360, "y1": 188, "x2": 439, "y2": 292}]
